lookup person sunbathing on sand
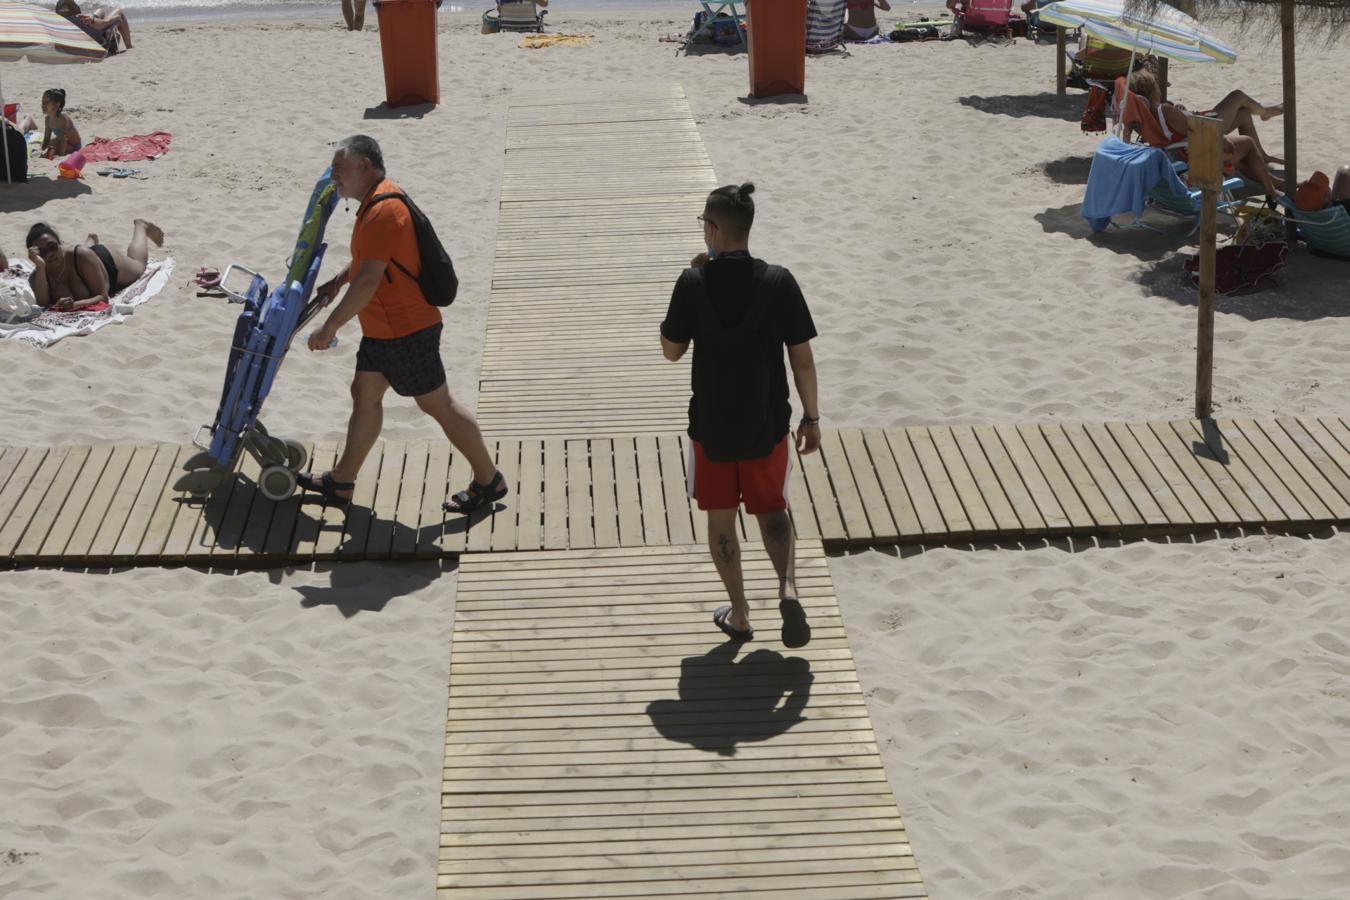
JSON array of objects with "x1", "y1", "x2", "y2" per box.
[
  {"x1": 844, "y1": 0, "x2": 891, "y2": 40},
  {"x1": 55, "y1": 0, "x2": 132, "y2": 51},
  {"x1": 1126, "y1": 69, "x2": 1283, "y2": 202},
  {"x1": 26, "y1": 219, "x2": 163, "y2": 311}
]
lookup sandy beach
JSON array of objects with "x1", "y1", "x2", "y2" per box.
[{"x1": 3, "y1": 5, "x2": 1350, "y2": 898}]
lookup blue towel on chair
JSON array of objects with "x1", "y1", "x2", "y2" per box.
[{"x1": 1082, "y1": 138, "x2": 1187, "y2": 233}]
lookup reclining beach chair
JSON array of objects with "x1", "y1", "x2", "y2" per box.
[
  {"x1": 1083, "y1": 138, "x2": 1245, "y2": 235},
  {"x1": 496, "y1": 0, "x2": 545, "y2": 32},
  {"x1": 954, "y1": 0, "x2": 1013, "y2": 37},
  {"x1": 806, "y1": 0, "x2": 848, "y2": 52},
  {"x1": 186, "y1": 169, "x2": 339, "y2": 502},
  {"x1": 1278, "y1": 198, "x2": 1350, "y2": 260},
  {"x1": 682, "y1": 0, "x2": 746, "y2": 51},
  {"x1": 1145, "y1": 160, "x2": 1248, "y2": 236}
]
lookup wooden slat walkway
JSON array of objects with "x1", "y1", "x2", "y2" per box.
[
  {"x1": 7, "y1": 418, "x2": 1350, "y2": 566},
  {"x1": 479, "y1": 83, "x2": 715, "y2": 439},
  {"x1": 440, "y1": 543, "x2": 928, "y2": 900}
]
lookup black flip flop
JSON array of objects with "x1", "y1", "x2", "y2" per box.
[
  {"x1": 443, "y1": 471, "x2": 508, "y2": 515},
  {"x1": 779, "y1": 597, "x2": 811, "y2": 649},
  {"x1": 296, "y1": 470, "x2": 354, "y2": 507},
  {"x1": 713, "y1": 605, "x2": 753, "y2": 642}
]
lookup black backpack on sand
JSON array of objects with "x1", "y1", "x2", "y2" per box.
[{"x1": 366, "y1": 192, "x2": 458, "y2": 307}]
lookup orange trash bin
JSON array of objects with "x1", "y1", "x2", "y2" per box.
[
  {"x1": 374, "y1": 0, "x2": 440, "y2": 107},
  {"x1": 745, "y1": 0, "x2": 807, "y2": 98}
]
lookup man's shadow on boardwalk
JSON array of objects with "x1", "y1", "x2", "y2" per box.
[{"x1": 647, "y1": 642, "x2": 813, "y2": 757}]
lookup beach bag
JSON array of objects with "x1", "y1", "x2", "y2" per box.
[
  {"x1": 890, "y1": 23, "x2": 943, "y2": 41},
  {"x1": 0, "y1": 278, "x2": 37, "y2": 324},
  {"x1": 1183, "y1": 232, "x2": 1288, "y2": 295},
  {"x1": 366, "y1": 192, "x2": 459, "y2": 307}
]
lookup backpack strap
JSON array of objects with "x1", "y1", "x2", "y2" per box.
[{"x1": 360, "y1": 191, "x2": 417, "y2": 284}]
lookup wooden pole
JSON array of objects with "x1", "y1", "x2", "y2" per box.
[
  {"x1": 1157, "y1": 58, "x2": 1169, "y2": 103},
  {"x1": 1187, "y1": 114, "x2": 1224, "y2": 420},
  {"x1": 1282, "y1": 0, "x2": 1298, "y2": 244},
  {"x1": 1056, "y1": 27, "x2": 1066, "y2": 95}
]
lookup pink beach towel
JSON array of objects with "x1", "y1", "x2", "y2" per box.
[{"x1": 81, "y1": 131, "x2": 173, "y2": 163}]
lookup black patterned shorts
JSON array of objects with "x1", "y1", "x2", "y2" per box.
[{"x1": 355, "y1": 323, "x2": 447, "y2": 397}]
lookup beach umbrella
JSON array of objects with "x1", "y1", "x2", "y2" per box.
[
  {"x1": 0, "y1": 3, "x2": 108, "y2": 183},
  {"x1": 1040, "y1": 0, "x2": 1239, "y2": 61}
]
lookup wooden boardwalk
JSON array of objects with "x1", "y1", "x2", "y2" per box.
[
  {"x1": 479, "y1": 84, "x2": 714, "y2": 438},
  {"x1": 441, "y1": 543, "x2": 928, "y2": 899},
  {"x1": 6, "y1": 417, "x2": 1350, "y2": 567}
]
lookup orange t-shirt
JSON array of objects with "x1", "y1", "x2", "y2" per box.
[{"x1": 351, "y1": 178, "x2": 440, "y2": 340}]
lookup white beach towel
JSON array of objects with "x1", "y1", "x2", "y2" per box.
[{"x1": 0, "y1": 258, "x2": 174, "y2": 349}]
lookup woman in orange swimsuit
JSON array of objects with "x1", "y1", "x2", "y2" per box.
[{"x1": 844, "y1": 0, "x2": 891, "y2": 40}]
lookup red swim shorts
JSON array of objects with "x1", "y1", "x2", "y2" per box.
[{"x1": 687, "y1": 437, "x2": 791, "y2": 514}]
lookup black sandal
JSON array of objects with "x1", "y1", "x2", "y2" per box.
[
  {"x1": 296, "y1": 470, "x2": 355, "y2": 507},
  {"x1": 443, "y1": 471, "x2": 508, "y2": 515}
]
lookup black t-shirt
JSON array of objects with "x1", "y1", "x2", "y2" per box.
[{"x1": 661, "y1": 254, "x2": 817, "y2": 462}]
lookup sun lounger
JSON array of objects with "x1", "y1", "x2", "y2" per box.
[
  {"x1": 189, "y1": 169, "x2": 339, "y2": 501},
  {"x1": 496, "y1": 0, "x2": 545, "y2": 32},
  {"x1": 1083, "y1": 137, "x2": 1245, "y2": 235},
  {"x1": 1277, "y1": 197, "x2": 1350, "y2": 260},
  {"x1": 806, "y1": 0, "x2": 847, "y2": 52}
]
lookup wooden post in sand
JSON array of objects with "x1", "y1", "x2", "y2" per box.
[
  {"x1": 1055, "y1": 27, "x2": 1067, "y2": 95},
  {"x1": 1188, "y1": 114, "x2": 1224, "y2": 419},
  {"x1": 1281, "y1": 0, "x2": 1298, "y2": 244}
]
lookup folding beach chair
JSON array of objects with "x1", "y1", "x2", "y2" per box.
[
  {"x1": 954, "y1": 0, "x2": 1013, "y2": 37},
  {"x1": 186, "y1": 169, "x2": 340, "y2": 501},
  {"x1": 496, "y1": 0, "x2": 545, "y2": 32},
  {"x1": 1144, "y1": 160, "x2": 1248, "y2": 236},
  {"x1": 682, "y1": 0, "x2": 746, "y2": 51},
  {"x1": 806, "y1": 0, "x2": 848, "y2": 53},
  {"x1": 1278, "y1": 197, "x2": 1350, "y2": 260}
]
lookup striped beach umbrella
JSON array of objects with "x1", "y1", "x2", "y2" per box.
[
  {"x1": 0, "y1": 3, "x2": 108, "y2": 182},
  {"x1": 1040, "y1": 0, "x2": 1237, "y2": 63}
]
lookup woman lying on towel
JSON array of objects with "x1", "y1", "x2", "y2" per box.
[
  {"x1": 25, "y1": 220, "x2": 163, "y2": 312},
  {"x1": 1125, "y1": 69, "x2": 1283, "y2": 202}
]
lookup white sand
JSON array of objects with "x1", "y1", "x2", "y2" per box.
[{"x1": 3, "y1": 7, "x2": 1350, "y2": 898}]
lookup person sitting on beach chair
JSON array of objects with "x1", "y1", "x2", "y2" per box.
[
  {"x1": 844, "y1": 0, "x2": 891, "y2": 40},
  {"x1": 55, "y1": 0, "x2": 131, "y2": 53},
  {"x1": 25, "y1": 219, "x2": 164, "y2": 312},
  {"x1": 497, "y1": 0, "x2": 547, "y2": 32},
  {"x1": 1122, "y1": 70, "x2": 1282, "y2": 203}
]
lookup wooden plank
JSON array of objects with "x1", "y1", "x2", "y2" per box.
[
  {"x1": 291, "y1": 443, "x2": 338, "y2": 563},
  {"x1": 992, "y1": 424, "x2": 1071, "y2": 531},
  {"x1": 12, "y1": 445, "x2": 92, "y2": 561},
  {"x1": 264, "y1": 441, "x2": 315, "y2": 560},
  {"x1": 541, "y1": 438, "x2": 568, "y2": 550},
  {"x1": 881, "y1": 428, "x2": 945, "y2": 536},
  {"x1": 858, "y1": 429, "x2": 918, "y2": 538},
  {"x1": 786, "y1": 445, "x2": 821, "y2": 541},
  {"x1": 514, "y1": 439, "x2": 544, "y2": 552},
  {"x1": 339, "y1": 442, "x2": 384, "y2": 559},
  {"x1": 948, "y1": 426, "x2": 1019, "y2": 534},
  {"x1": 968, "y1": 424, "x2": 1045, "y2": 533},
  {"x1": 312, "y1": 444, "x2": 354, "y2": 560},
  {"x1": 1240, "y1": 418, "x2": 1341, "y2": 520},
  {"x1": 0, "y1": 447, "x2": 62, "y2": 559},
  {"x1": 443, "y1": 445, "x2": 473, "y2": 554},
  {"x1": 0, "y1": 448, "x2": 44, "y2": 540},
  {"x1": 798, "y1": 435, "x2": 845, "y2": 542},
  {"x1": 588, "y1": 439, "x2": 620, "y2": 549},
  {"x1": 1048, "y1": 423, "x2": 1144, "y2": 528},
  {"x1": 907, "y1": 426, "x2": 975, "y2": 535},
  {"x1": 34, "y1": 443, "x2": 114, "y2": 561},
  {"x1": 1140, "y1": 421, "x2": 1240, "y2": 525},
  {"x1": 926, "y1": 425, "x2": 998, "y2": 534},
  {"x1": 564, "y1": 439, "x2": 595, "y2": 550},
  {"x1": 1281, "y1": 418, "x2": 1350, "y2": 510},
  {"x1": 612, "y1": 436, "x2": 643, "y2": 547},
  {"x1": 468, "y1": 441, "x2": 503, "y2": 554},
  {"x1": 1102, "y1": 421, "x2": 1199, "y2": 526},
  {"x1": 130, "y1": 444, "x2": 197, "y2": 561},
  {"x1": 635, "y1": 436, "x2": 670, "y2": 547},
  {"x1": 365, "y1": 442, "x2": 407, "y2": 559},
  {"x1": 208, "y1": 452, "x2": 263, "y2": 562},
  {"x1": 489, "y1": 439, "x2": 522, "y2": 552},
  {"x1": 1076, "y1": 423, "x2": 1171, "y2": 527},
  {"x1": 393, "y1": 440, "x2": 429, "y2": 559},
  {"x1": 54, "y1": 443, "x2": 134, "y2": 560},
  {"x1": 818, "y1": 429, "x2": 873, "y2": 543},
  {"x1": 1013, "y1": 424, "x2": 1094, "y2": 530},
  {"x1": 657, "y1": 434, "x2": 694, "y2": 546},
  {"x1": 1165, "y1": 421, "x2": 1268, "y2": 525},
  {"x1": 86, "y1": 444, "x2": 157, "y2": 559},
  {"x1": 1180, "y1": 421, "x2": 1282, "y2": 524}
]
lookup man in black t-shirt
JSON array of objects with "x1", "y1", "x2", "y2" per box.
[{"x1": 660, "y1": 182, "x2": 820, "y2": 649}]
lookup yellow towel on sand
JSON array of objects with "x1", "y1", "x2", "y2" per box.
[{"x1": 520, "y1": 33, "x2": 592, "y2": 48}]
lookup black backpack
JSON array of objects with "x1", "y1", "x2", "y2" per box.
[{"x1": 365, "y1": 192, "x2": 458, "y2": 307}]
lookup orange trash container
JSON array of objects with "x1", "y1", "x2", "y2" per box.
[
  {"x1": 374, "y1": 0, "x2": 440, "y2": 107},
  {"x1": 745, "y1": 0, "x2": 807, "y2": 98}
]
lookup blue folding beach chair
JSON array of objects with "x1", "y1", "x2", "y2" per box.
[
  {"x1": 681, "y1": 0, "x2": 746, "y2": 51},
  {"x1": 186, "y1": 168, "x2": 339, "y2": 501}
]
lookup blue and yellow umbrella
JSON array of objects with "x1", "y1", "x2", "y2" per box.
[{"x1": 1039, "y1": 0, "x2": 1237, "y2": 64}]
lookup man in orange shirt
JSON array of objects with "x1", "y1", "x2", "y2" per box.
[{"x1": 301, "y1": 135, "x2": 507, "y2": 514}]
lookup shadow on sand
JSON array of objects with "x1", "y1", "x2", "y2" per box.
[
  {"x1": 958, "y1": 92, "x2": 1083, "y2": 121},
  {"x1": 0, "y1": 175, "x2": 93, "y2": 212}
]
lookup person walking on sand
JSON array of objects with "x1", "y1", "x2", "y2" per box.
[
  {"x1": 341, "y1": 0, "x2": 368, "y2": 30},
  {"x1": 660, "y1": 182, "x2": 820, "y2": 649},
  {"x1": 301, "y1": 135, "x2": 507, "y2": 514}
]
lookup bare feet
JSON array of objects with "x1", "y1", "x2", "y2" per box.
[
  {"x1": 136, "y1": 218, "x2": 164, "y2": 247},
  {"x1": 1261, "y1": 103, "x2": 1283, "y2": 121},
  {"x1": 84, "y1": 233, "x2": 98, "y2": 246}
]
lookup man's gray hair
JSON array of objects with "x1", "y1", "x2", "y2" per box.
[{"x1": 337, "y1": 134, "x2": 385, "y2": 172}]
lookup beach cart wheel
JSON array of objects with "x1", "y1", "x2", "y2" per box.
[
  {"x1": 283, "y1": 439, "x2": 308, "y2": 472},
  {"x1": 259, "y1": 465, "x2": 298, "y2": 502}
]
